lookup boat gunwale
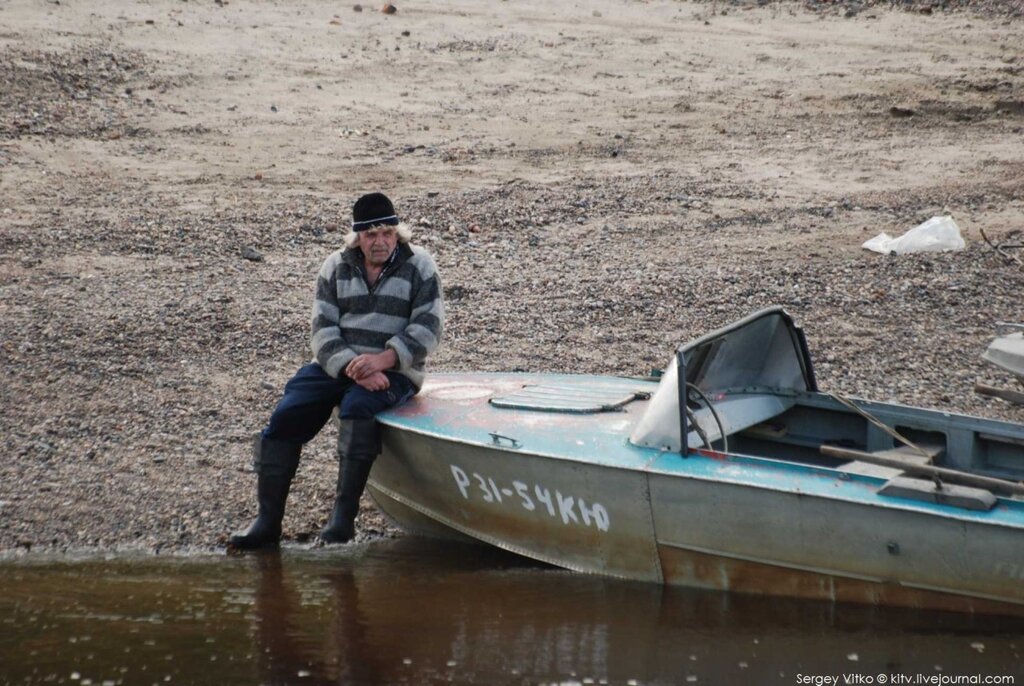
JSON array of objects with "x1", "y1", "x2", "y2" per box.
[{"x1": 383, "y1": 372, "x2": 1024, "y2": 436}]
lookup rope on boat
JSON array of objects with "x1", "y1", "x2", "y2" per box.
[{"x1": 829, "y1": 392, "x2": 932, "y2": 461}]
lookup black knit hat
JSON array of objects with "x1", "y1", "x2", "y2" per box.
[{"x1": 352, "y1": 192, "x2": 399, "y2": 231}]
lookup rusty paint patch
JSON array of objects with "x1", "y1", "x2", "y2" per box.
[{"x1": 658, "y1": 544, "x2": 1024, "y2": 617}]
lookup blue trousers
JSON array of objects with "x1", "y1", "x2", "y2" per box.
[{"x1": 261, "y1": 363, "x2": 416, "y2": 446}]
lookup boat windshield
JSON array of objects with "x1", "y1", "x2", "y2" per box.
[{"x1": 629, "y1": 307, "x2": 817, "y2": 452}]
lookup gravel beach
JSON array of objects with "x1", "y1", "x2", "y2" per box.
[{"x1": 1, "y1": 0, "x2": 1022, "y2": 554}]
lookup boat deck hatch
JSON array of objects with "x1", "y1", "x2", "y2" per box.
[{"x1": 489, "y1": 384, "x2": 650, "y2": 414}]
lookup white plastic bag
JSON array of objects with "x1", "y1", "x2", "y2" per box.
[{"x1": 862, "y1": 215, "x2": 966, "y2": 255}]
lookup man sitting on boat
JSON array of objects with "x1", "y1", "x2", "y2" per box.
[{"x1": 229, "y1": 192, "x2": 445, "y2": 550}]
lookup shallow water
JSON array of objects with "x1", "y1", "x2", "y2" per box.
[{"x1": 2, "y1": 537, "x2": 1022, "y2": 685}]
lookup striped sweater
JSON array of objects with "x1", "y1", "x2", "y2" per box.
[{"x1": 310, "y1": 242, "x2": 444, "y2": 389}]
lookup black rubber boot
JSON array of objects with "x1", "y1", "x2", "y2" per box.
[
  {"x1": 229, "y1": 439, "x2": 301, "y2": 551},
  {"x1": 320, "y1": 419, "x2": 380, "y2": 544},
  {"x1": 320, "y1": 458, "x2": 373, "y2": 544}
]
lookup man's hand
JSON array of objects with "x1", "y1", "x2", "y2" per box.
[
  {"x1": 345, "y1": 349, "x2": 398, "y2": 380},
  {"x1": 354, "y1": 371, "x2": 390, "y2": 392}
]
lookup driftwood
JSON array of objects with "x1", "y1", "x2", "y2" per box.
[
  {"x1": 980, "y1": 228, "x2": 1024, "y2": 267},
  {"x1": 975, "y1": 382, "x2": 1024, "y2": 407}
]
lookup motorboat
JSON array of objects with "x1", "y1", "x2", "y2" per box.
[
  {"x1": 369, "y1": 308, "x2": 1024, "y2": 615},
  {"x1": 976, "y1": 323, "x2": 1024, "y2": 406}
]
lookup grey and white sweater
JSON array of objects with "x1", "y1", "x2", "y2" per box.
[{"x1": 310, "y1": 242, "x2": 443, "y2": 389}]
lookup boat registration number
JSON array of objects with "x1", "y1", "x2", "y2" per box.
[{"x1": 450, "y1": 464, "x2": 611, "y2": 532}]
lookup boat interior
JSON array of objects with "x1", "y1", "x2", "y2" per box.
[{"x1": 628, "y1": 308, "x2": 1024, "y2": 509}]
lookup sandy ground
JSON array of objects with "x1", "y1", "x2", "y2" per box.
[{"x1": 1, "y1": 0, "x2": 1022, "y2": 554}]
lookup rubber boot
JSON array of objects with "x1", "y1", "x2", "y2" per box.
[
  {"x1": 229, "y1": 438, "x2": 301, "y2": 551},
  {"x1": 320, "y1": 458, "x2": 374, "y2": 544},
  {"x1": 320, "y1": 419, "x2": 380, "y2": 544}
]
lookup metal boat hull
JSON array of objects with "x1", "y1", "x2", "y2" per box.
[{"x1": 371, "y1": 371, "x2": 1024, "y2": 615}]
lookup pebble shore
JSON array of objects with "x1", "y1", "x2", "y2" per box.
[{"x1": 1, "y1": 0, "x2": 1021, "y2": 554}]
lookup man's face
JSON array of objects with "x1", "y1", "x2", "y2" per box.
[{"x1": 357, "y1": 226, "x2": 399, "y2": 267}]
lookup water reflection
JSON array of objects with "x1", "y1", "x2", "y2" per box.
[
  {"x1": 2, "y1": 538, "x2": 1023, "y2": 685},
  {"x1": 252, "y1": 553, "x2": 383, "y2": 685},
  {"x1": 250, "y1": 539, "x2": 1024, "y2": 684}
]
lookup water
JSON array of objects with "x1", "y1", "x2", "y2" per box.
[{"x1": 2, "y1": 537, "x2": 1022, "y2": 685}]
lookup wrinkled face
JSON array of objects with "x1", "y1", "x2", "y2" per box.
[{"x1": 357, "y1": 226, "x2": 399, "y2": 267}]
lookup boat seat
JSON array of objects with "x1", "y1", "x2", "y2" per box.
[{"x1": 877, "y1": 476, "x2": 997, "y2": 511}]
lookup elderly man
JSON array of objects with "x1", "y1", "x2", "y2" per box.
[{"x1": 230, "y1": 192, "x2": 444, "y2": 550}]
